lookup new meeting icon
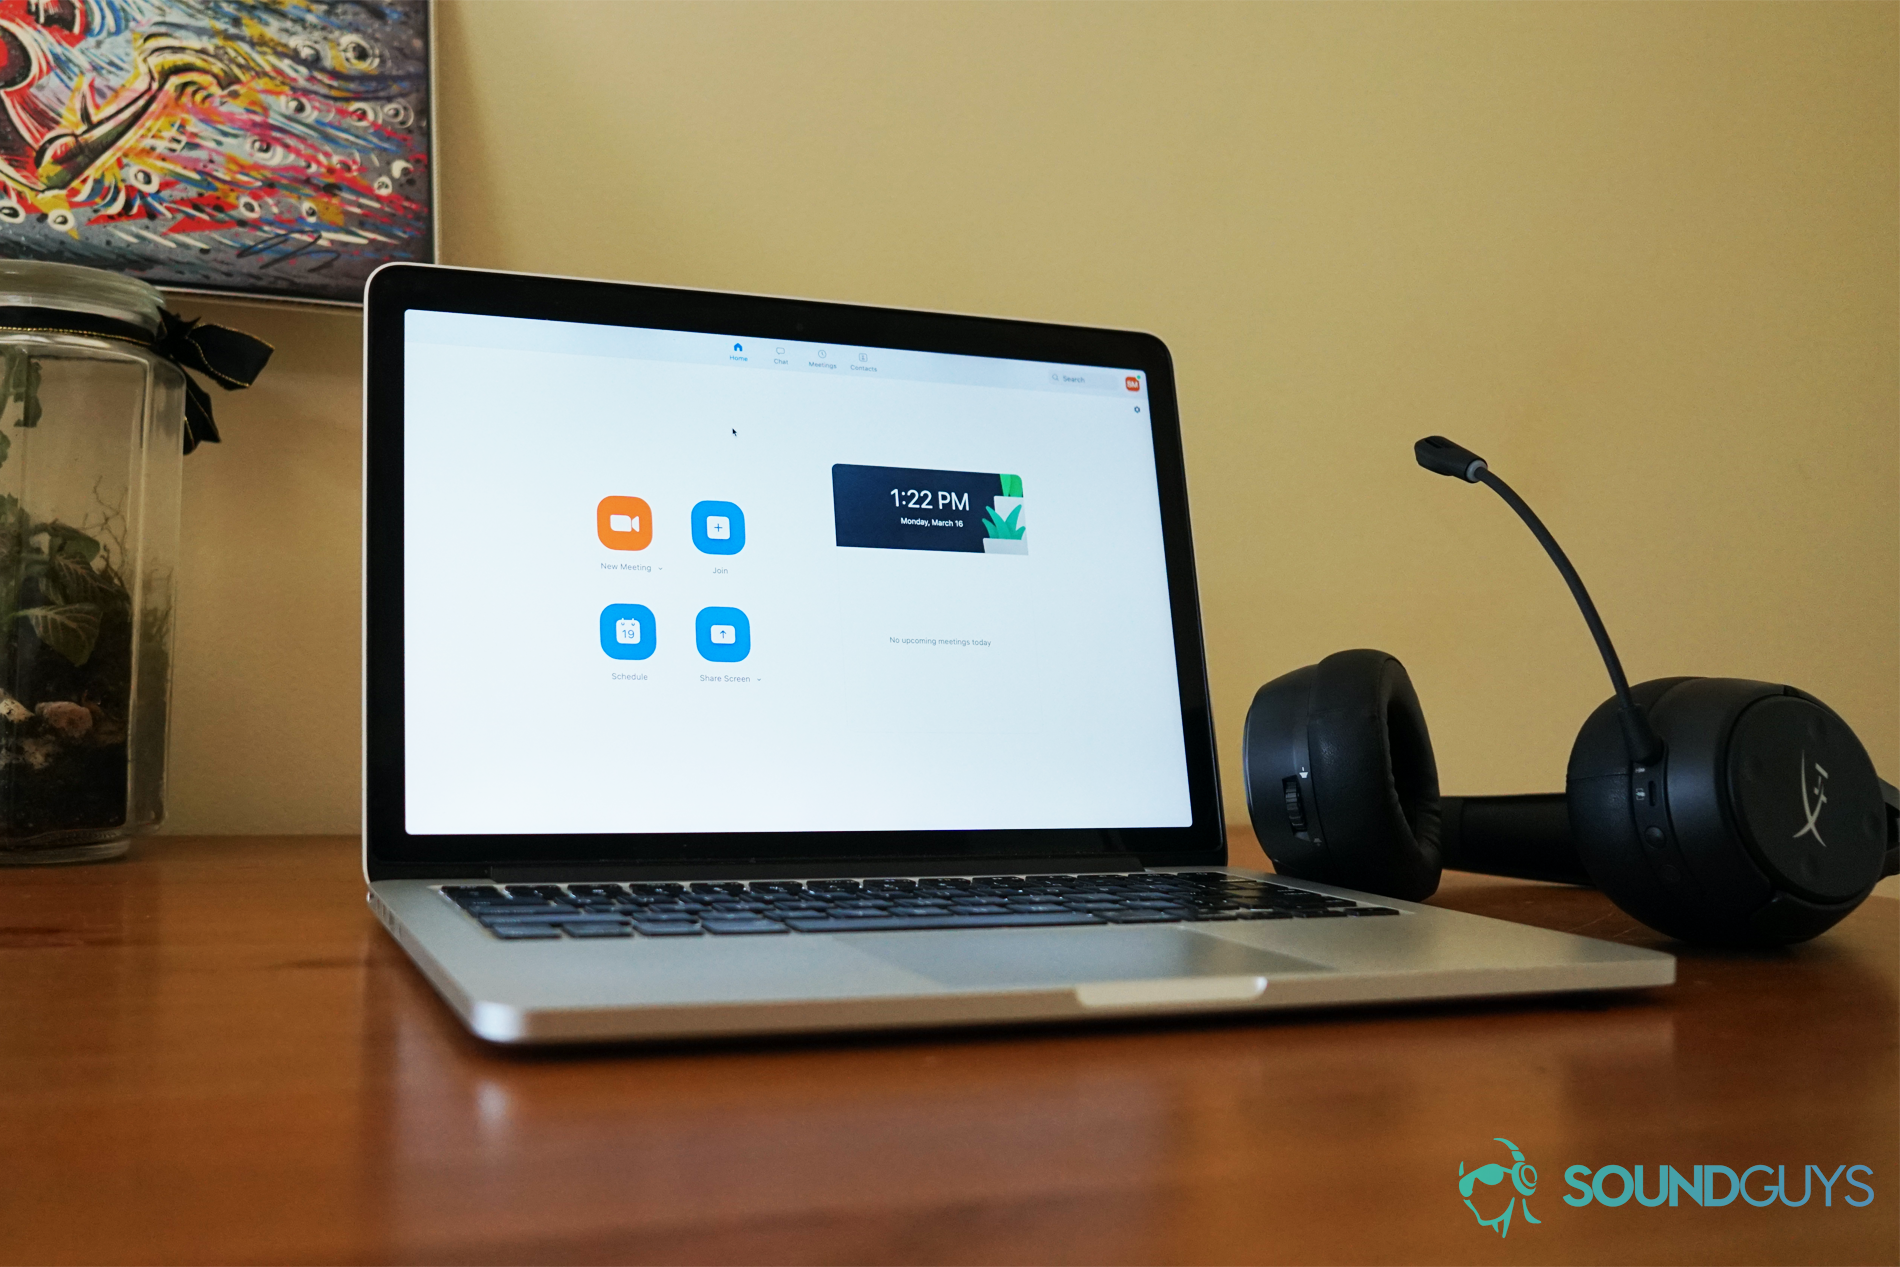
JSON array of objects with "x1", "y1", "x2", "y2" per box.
[{"x1": 596, "y1": 496, "x2": 653, "y2": 551}]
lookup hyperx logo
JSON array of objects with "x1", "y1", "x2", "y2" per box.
[{"x1": 1794, "y1": 751, "x2": 1829, "y2": 847}]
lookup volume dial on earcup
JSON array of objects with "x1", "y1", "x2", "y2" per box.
[{"x1": 1243, "y1": 650, "x2": 1443, "y2": 902}]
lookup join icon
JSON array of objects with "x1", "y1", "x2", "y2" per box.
[{"x1": 692, "y1": 500, "x2": 745, "y2": 555}]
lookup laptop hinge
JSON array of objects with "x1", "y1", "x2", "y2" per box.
[{"x1": 488, "y1": 854, "x2": 1148, "y2": 884}]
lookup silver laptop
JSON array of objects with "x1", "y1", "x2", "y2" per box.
[{"x1": 361, "y1": 263, "x2": 1673, "y2": 1044}]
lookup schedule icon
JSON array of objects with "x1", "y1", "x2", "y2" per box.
[{"x1": 599, "y1": 604, "x2": 656, "y2": 660}]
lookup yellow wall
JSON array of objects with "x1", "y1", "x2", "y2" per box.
[{"x1": 162, "y1": 1, "x2": 1897, "y2": 838}]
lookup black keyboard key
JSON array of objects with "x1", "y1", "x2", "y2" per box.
[
  {"x1": 631, "y1": 920, "x2": 704, "y2": 936},
  {"x1": 459, "y1": 899, "x2": 567, "y2": 915},
  {"x1": 784, "y1": 912, "x2": 1101, "y2": 933},
  {"x1": 564, "y1": 923, "x2": 634, "y2": 938},
  {"x1": 489, "y1": 924, "x2": 561, "y2": 939},
  {"x1": 1345, "y1": 906, "x2": 1399, "y2": 916},
  {"x1": 1101, "y1": 910, "x2": 1175, "y2": 923},
  {"x1": 505, "y1": 885, "x2": 571, "y2": 900},
  {"x1": 484, "y1": 913, "x2": 629, "y2": 930},
  {"x1": 701, "y1": 918, "x2": 789, "y2": 935},
  {"x1": 566, "y1": 884, "x2": 628, "y2": 901}
]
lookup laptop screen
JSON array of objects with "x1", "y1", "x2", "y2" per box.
[{"x1": 399, "y1": 308, "x2": 1194, "y2": 838}]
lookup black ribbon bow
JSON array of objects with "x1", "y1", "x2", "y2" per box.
[{"x1": 0, "y1": 305, "x2": 273, "y2": 454}]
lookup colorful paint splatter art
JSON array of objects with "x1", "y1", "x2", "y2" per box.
[{"x1": 0, "y1": 0, "x2": 431, "y2": 304}]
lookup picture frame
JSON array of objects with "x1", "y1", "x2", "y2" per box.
[{"x1": 0, "y1": 0, "x2": 436, "y2": 307}]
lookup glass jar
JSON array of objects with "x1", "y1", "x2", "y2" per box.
[{"x1": 0, "y1": 261, "x2": 184, "y2": 864}]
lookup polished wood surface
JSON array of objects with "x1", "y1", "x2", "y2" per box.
[{"x1": 1, "y1": 833, "x2": 1893, "y2": 1265}]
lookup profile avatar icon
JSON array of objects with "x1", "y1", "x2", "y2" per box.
[{"x1": 1458, "y1": 1138, "x2": 1540, "y2": 1238}]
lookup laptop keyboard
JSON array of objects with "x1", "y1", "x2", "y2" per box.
[{"x1": 438, "y1": 873, "x2": 1400, "y2": 940}]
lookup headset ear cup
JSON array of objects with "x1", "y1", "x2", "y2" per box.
[
  {"x1": 1306, "y1": 650, "x2": 1444, "y2": 901},
  {"x1": 1569, "y1": 675, "x2": 1886, "y2": 945}
]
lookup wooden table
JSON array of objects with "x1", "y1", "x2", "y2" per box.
[{"x1": 1, "y1": 833, "x2": 1893, "y2": 1265}]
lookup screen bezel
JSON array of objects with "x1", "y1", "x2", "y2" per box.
[{"x1": 364, "y1": 263, "x2": 1224, "y2": 878}]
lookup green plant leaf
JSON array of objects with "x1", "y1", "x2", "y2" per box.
[
  {"x1": 43, "y1": 549, "x2": 122, "y2": 609},
  {"x1": 18, "y1": 601, "x2": 101, "y2": 666},
  {"x1": 3, "y1": 351, "x2": 39, "y2": 428},
  {"x1": 0, "y1": 495, "x2": 22, "y2": 563},
  {"x1": 981, "y1": 504, "x2": 1027, "y2": 540},
  {"x1": 35, "y1": 522, "x2": 101, "y2": 564},
  {"x1": 1000, "y1": 473, "x2": 1023, "y2": 498}
]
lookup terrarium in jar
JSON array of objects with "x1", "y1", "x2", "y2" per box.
[{"x1": 0, "y1": 262, "x2": 185, "y2": 864}]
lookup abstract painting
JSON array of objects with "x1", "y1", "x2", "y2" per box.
[{"x1": 0, "y1": 0, "x2": 432, "y2": 304}]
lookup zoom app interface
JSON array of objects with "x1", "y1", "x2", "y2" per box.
[{"x1": 402, "y1": 311, "x2": 1191, "y2": 834}]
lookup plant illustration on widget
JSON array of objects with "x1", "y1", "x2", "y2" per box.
[{"x1": 1460, "y1": 1138, "x2": 1542, "y2": 1238}]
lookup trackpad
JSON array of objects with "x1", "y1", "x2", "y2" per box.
[{"x1": 856, "y1": 926, "x2": 1326, "y2": 990}]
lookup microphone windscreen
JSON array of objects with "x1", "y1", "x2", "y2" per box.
[{"x1": 1415, "y1": 435, "x2": 1487, "y2": 482}]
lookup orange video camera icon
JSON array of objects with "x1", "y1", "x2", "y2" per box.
[{"x1": 596, "y1": 496, "x2": 653, "y2": 550}]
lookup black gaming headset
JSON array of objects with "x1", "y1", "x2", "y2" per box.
[{"x1": 1243, "y1": 437, "x2": 1899, "y2": 946}]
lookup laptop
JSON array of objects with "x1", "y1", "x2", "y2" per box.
[{"x1": 361, "y1": 263, "x2": 1674, "y2": 1044}]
